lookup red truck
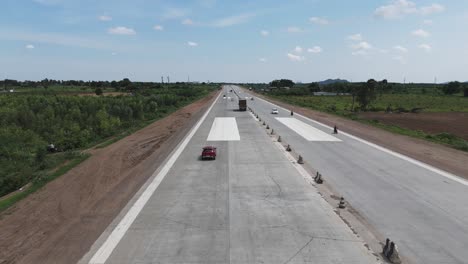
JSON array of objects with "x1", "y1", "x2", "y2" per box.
[{"x1": 201, "y1": 146, "x2": 217, "y2": 160}]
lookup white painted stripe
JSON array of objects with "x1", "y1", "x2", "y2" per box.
[
  {"x1": 247, "y1": 90, "x2": 468, "y2": 187},
  {"x1": 88, "y1": 92, "x2": 222, "y2": 264},
  {"x1": 207, "y1": 117, "x2": 240, "y2": 141},
  {"x1": 276, "y1": 117, "x2": 341, "y2": 142}
]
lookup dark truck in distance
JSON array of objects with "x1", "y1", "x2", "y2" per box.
[{"x1": 238, "y1": 99, "x2": 247, "y2": 111}]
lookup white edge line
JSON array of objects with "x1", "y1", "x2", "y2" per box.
[
  {"x1": 247, "y1": 89, "x2": 468, "y2": 187},
  {"x1": 88, "y1": 92, "x2": 222, "y2": 264}
]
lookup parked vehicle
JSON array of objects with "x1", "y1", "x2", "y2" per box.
[
  {"x1": 239, "y1": 99, "x2": 247, "y2": 111},
  {"x1": 271, "y1": 108, "x2": 279, "y2": 114},
  {"x1": 201, "y1": 146, "x2": 217, "y2": 160}
]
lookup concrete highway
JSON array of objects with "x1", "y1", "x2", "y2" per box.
[
  {"x1": 80, "y1": 85, "x2": 378, "y2": 264},
  {"x1": 237, "y1": 86, "x2": 468, "y2": 264}
]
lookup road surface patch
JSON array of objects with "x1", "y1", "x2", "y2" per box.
[
  {"x1": 207, "y1": 117, "x2": 241, "y2": 141},
  {"x1": 276, "y1": 117, "x2": 341, "y2": 142}
]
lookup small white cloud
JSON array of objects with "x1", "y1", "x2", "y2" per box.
[
  {"x1": 153, "y1": 25, "x2": 164, "y2": 31},
  {"x1": 182, "y1": 19, "x2": 194, "y2": 25},
  {"x1": 418, "y1": 44, "x2": 432, "y2": 52},
  {"x1": 26, "y1": 44, "x2": 35, "y2": 49},
  {"x1": 307, "y1": 46, "x2": 322, "y2": 53},
  {"x1": 394, "y1": 45, "x2": 408, "y2": 53},
  {"x1": 98, "y1": 15, "x2": 112, "y2": 21},
  {"x1": 412, "y1": 29, "x2": 430, "y2": 38},
  {"x1": 351, "y1": 41, "x2": 372, "y2": 55},
  {"x1": 348, "y1": 33, "x2": 362, "y2": 41},
  {"x1": 287, "y1": 26, "x2": 302, "y2": 33},
  {"x1": 423, "y1": 19, "x2": 433, "y2": 25},
  {"x1": 294, "y1": 46, "x2": 303, "y2": 53},
  {"x1": 287, "y1": 53, "x2": 305, "y2": 61},
  {"x1": 188, "y1": 41, "x2": 198, "y2": 46},
  {"x1": 111, "y1": 52, "x2": 117, "y2": 56},
  {"x1": 309, "y1": 17, "x2": 329, "y2": 25},
  {"x1": 259, "y1": 58, "x2": 267, "y2": 62},
  {"x1": 420, "y1": 4, "x2": 445, "y2": 15},
  {"x1": 393, "y1": 55, "x2": 407, "y2": 64},
  {"x1": 108, "y1": 26, "x2": 136, "y2": 35},
  {"x1": 374, "y1": 0, "x2": 445, "y2": 19},
  {"x1": 211, "y1": 13, "x2": 255, "y2": 27},
  {"x1": 162, "y1": 8, "x2": 190, "y2": 20},
  {"x1": 260, "y1": 30, "x2": 269, "y2": 36}
]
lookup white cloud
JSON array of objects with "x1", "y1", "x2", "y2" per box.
[
  {"x1": 182, "y1": 19, "x2": 194, "y2": 25},
  {"x1": 412, "y1": 29, "x2": 430, "y2": 38},
  {"x1": 260, "y1": 30, "x2": 269, "y2": 36},
  {"x1": 98, "y1": 15, "x2": 112, "y2": 21},
  {"x1": 423, "y1": 19, "x2": 433, "y2": 25},
  {"x1": 287, "y1": 26, "x2": 302, "y2": 33},
  {"x1": 307, "y1": 46, "x2": 322, "y2": 53},
  {"x1": 188, "y1": 41, "x2": 198, "y2": 46},
  {"x1": 259, "y1": 58, "x2": 267, "y2": 62},
  {"x1": 294, "y1": 46, "x2": 303, "y2": 53},
  {"x1": 309, "y1": 17, "x2": 329, "y2": 25},
  {"x1": 351, "y1": 41, "x2": 372, "y2": 55},
  {"x1": 108, "y1": 27, "x2": 136, "y2": 35},
  {"x1": 26, "y1": 44, "x2": 35, "y2": 49},
  {"x1": 419, "y1": 44, "x2": 432, "y2": 52},
  {"x1": 420, "y1": 4, "x2": 445, "y2": 15},
  {"x1": 394, "y1": 45, "x2": 408, "y2": 53},
  {"x1": 393, "y1": 55, "x2": 407, "y2": 64},
  {"x1": 153, "y1": 25, "x2": 164, "y2": 31},
  {"x1": 162, "y1": 8, "x2": 190, "y2": 20},
  {"x1": 111, "y1": 52, "x2": 117, "y2": 56},
  {"x1": 348, "y1": 33, "x2": 362, "y2": 41},
  {"x1": 211, "y1": 13, "x2": 255, "y2": 27},
  {"x1": 374, "y1": 0, "x2": 445, "y2": 19},
  {"x1": 287, "y1": 53, "x2": 305, "y2": 61}
]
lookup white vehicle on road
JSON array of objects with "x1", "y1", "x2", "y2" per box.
[{"x1": 271, "y1": 108, "x2": 279, "y2": 114}]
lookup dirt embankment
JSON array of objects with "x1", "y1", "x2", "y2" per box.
[
  {"x1": 252, "y1": 92, "x2": 468, "y2": 179},
  {"x1": 0, "y1": 91, "x2": 218, "y2": 264}
]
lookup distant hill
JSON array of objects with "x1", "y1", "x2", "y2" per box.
[{"x1": 318, "y1": 79, "x2": 349, "y2": 85}]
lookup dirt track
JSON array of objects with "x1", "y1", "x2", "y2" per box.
[
  {"x1": 252, "y1": 92, "x2": 468, "y2": 179},
  {"x1": 0, "y1": 91, "x2": 218, "y2": 264}
]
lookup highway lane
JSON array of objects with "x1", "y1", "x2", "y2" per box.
[
  {"x1": 80, "y1": 85, "x2": 378, "y2": 264},
  {"x1": 239, "y1": 86, "x2": 468, "y2": 264}
]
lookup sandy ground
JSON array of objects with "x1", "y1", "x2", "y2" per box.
[
  {"x1": 252, "y1": 92, "x2": 468, "y2": 179},
  {"x1": 359, "y1": 112, "x2": 468, "y2": 140},
  {"x1": 0, "y1": 91, "x2": 218, "y2": 264}
]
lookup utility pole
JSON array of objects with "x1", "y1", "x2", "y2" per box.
[
  {"x1": 161, "y1": 76, "x2": 164, "y2": 84},
  {"x1": 167, "y1": 76, "x2": 170, "y2": 84}
]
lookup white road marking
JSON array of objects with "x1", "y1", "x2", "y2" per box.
[
  {"x1": 246, "y1": 89, "x2": 468, "y2": 187},
  {"x1": 88, "y1": 92, "x2": 222, "y2": 264},
  {"x1": 207, "y1": 117, "x2": 241, "y2": 141},
  {"x1": 276, "y1": 117, "x2": 341, "y2": 142}
]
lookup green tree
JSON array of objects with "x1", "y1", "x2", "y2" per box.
[
  {"x1": 356, "y1": 79, "x2": 377, "y2": 110},
  {"x1": 463, "y1": 86, "x2": 468, "y2": 97},
  {"x1": 95, "y1": 87, "x2": 103, "y2": 96},
  {"x1": 442, "y1": 82, "x2": 461, "y2": 95}
]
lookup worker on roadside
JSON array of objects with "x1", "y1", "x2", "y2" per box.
[{"x1": 333, "y1": 125, "x2": 338, "y2": 134}]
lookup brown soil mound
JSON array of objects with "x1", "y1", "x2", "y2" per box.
[
  {"x1": 358, "y1": 112, "x2": 468, "y2": 140},
  {"x1": 0, "y1": 91, "x2": 218, "y2": 264}
]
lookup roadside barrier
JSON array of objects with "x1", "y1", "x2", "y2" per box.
[
  {"x1": 338, "y1": 197, "x2": 346, "y2": 208},
  {"x1": 278, "y1": 136, "x2": 282, "y2": 142},
  {"x1": 382, "y1": 238, "x2": 402, "y2": 264},
  {"x1": 314, "y1": 172, "x2": 323, "y2": 184},
  {"x1": 286, "y1": 144, "x2": 291, "y2": 152},
  {"x1": 297, "y1": 155, "x2": 304, "y2": 164},
  {"x1": 271, "y1": 129, "x2": 274, "y2": 135},
  {"x1": 266, "y1": 124, "x2": 270, "y2": 129}
]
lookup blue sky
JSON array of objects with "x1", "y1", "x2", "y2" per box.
[{"x1": 0, "y1": 0, "x2": 467, "y2": 83}]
